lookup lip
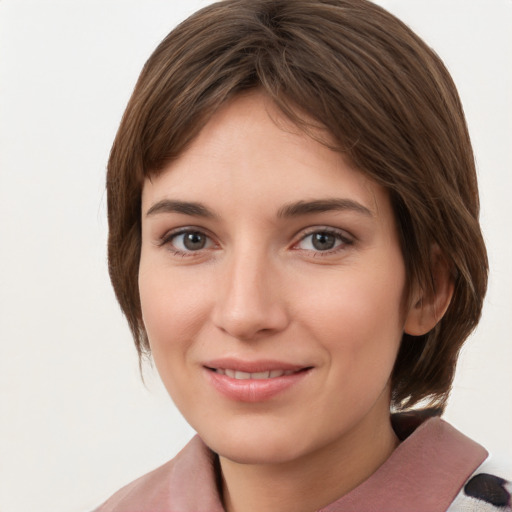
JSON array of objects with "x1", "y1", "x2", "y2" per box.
[
  {"x1": 204, "y1": 358, "x2": 306, "y2": 374},
  {"x1": 203, "y1": 358, "x2": 312, "y2": 402}
]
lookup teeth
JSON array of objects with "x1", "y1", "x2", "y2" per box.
[
  {"x1": 251, "y1": 371, "x2": 270, "y2": 379},
  {"x1": 215, "y1": 368, "x2": 296, "y2": 379}
]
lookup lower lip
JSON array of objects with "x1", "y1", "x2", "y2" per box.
[{"x1": 205, "y1": 369, "x2": 311, "y2": 402}]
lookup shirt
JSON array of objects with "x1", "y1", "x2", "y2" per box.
[{"x1": 94, "y1": 415, "x2": 511, "y2": 512}]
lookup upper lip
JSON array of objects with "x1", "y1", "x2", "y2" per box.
[{"x1": 203, "y1": 358, "x2": 310, "y2": 373}]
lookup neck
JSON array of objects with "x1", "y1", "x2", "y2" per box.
[{"x1": 219, "y1": 412, "x2": 399, "y2": 512}]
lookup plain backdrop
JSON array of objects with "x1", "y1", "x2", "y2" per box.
[{"x1": 1, "y1": 1, "x2": 511, "y2": 511}]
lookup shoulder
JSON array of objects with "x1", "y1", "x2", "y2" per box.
[
  {"x1": 92, "y1": 435, "x2": 224, "y2": 512},
  {"x1": 389, "y1": 412, "x2": 511, "y2": 512},
  {"x1": 447, "y1": 454, "x2": 512, "y2": 512},
  {"x1": 92, "y1": 455, "x2": 178, "y2": 512}
]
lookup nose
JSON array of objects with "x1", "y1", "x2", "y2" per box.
[{"x1": 211, "y1": 248, "x2": 290, "y2": 341}]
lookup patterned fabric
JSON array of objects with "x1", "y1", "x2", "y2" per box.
[{"x1": 447, "y1": 456, "x2": 512, "y2": 512}]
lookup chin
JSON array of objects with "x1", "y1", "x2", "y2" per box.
[
  {"x1": 215, "y1": 441, "x2": 306, "y2": 466},
  {"x1": 199, "y1": 425, "x2": 311, "y2": 466}
]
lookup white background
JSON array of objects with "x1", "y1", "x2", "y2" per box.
[{"x1": 0, "y1": 1, "x2": 511, "y2": 511}]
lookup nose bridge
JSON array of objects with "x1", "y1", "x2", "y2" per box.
[{"x1": 213, "y1": 242, "x2": 288, "y2": 340}]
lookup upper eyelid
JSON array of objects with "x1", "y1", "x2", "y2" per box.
[
  {"x1": 294, "y1": 226, "x2": 354, "y2": 242},
  {"x1": 290, "y1": 227, "x2": 355, "y2": 254},
  {"x1": 158, "y1": 229, "x2": 217, "y2": 257},
  {"x1": 159, "y1": 226, "x2": 215, "y2": 243},
  {"x1": 156, "y1": 225, "x2": 354, "y2": 250}
]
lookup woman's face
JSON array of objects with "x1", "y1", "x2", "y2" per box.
[{"x1": 139, "y1": 92, "x2": 411, "y2": 465}]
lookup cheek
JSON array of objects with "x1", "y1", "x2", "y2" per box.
[
  {"x1": 295, "y1": 262, "x2": 406, "y2": 365},
  {"x1": 138, "y1": 267, "x2": 209, "y2": 359},
  {"x1": 138, "y1": 268, "x2": 211, "y2": 414}
]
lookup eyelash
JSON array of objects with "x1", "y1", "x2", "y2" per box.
[
  {"x1": 294, "y1": 228, "x2": 354, "y2": 256},
  {"x1": 158, "y1": 228, "x2": 216, "y2": 257},
  {"x1": 158, "y1": 227, "x2": 354, "y2": 258}
]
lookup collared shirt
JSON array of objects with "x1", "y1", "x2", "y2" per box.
[{"x1": 94, "y1": 416, "x2": 511, "y2": 512}]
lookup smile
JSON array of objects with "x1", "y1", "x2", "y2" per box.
[
  {"x1": 204, "y1": 361, "x2": 312, "y2": 402},
  {"x1": 212, "y1": 368, "x2": 297, "y2": 379}
]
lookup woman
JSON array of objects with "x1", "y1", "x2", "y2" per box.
[{"x1": 96, "y1": 0, "x2": 510, "y2": 510}]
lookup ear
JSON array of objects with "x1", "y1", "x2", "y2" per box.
[{"x1": 404, "y1": 245, "x2": 455, "y2": 336}]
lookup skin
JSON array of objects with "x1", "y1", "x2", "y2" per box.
[{"x1": 138, "y1": 92, "x2": 450, "y2": 512}]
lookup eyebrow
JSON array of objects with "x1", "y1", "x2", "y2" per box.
[
  {"x1": 277, "y1": 198, "x2": 373, "y2": 218},
  {"x1": 145, "y1": 199, "x2": 216, "y2": 218},
  {"x1": 145, "y1": 198, "x2": 373, "y2": 220}
]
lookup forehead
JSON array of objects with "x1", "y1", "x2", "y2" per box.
[{"x1": 142, "y1": 92, "x2": 391, "y2": 223}]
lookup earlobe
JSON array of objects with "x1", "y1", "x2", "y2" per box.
[{"x1": 404, "y1": 245, "x2": 455, "y2": 336}]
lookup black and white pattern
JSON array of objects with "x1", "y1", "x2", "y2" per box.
[{"x1": 447, "y1": 457, "x2": 512, "y2": 511}]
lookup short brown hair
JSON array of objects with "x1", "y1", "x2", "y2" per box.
[{"x1": 107, "y1": 0, "x2": 488, "y2": 410}]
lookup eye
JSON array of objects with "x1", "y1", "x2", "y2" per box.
[
  {"x1": 296, "y1": 229, "x2": 352, "y2": 252},
  {"x1": 163, "y1": 230, "x2": 214, "y2": 253}
]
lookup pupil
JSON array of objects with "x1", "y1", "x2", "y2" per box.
[
  {"x1": 312, "y1": 232, "x2": 335, "y2": 250},
  {"x1": 184, "y1": 232, "x2": 205, "y2": 250}
]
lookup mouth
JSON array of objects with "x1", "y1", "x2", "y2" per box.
[
  {"x1": 207, "y1": 368, "x2": 302, "y2": 379},
  {"x1": 203, "y1": 360, "x2": 313, "y2": 402}
]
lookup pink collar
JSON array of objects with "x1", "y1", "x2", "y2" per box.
[
  {"x1": 319, "y1": 417, "x2": 487, "y2": 511},
  {"x1": 96, "y1": 416, "x2": 487, "y2": 512}
]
